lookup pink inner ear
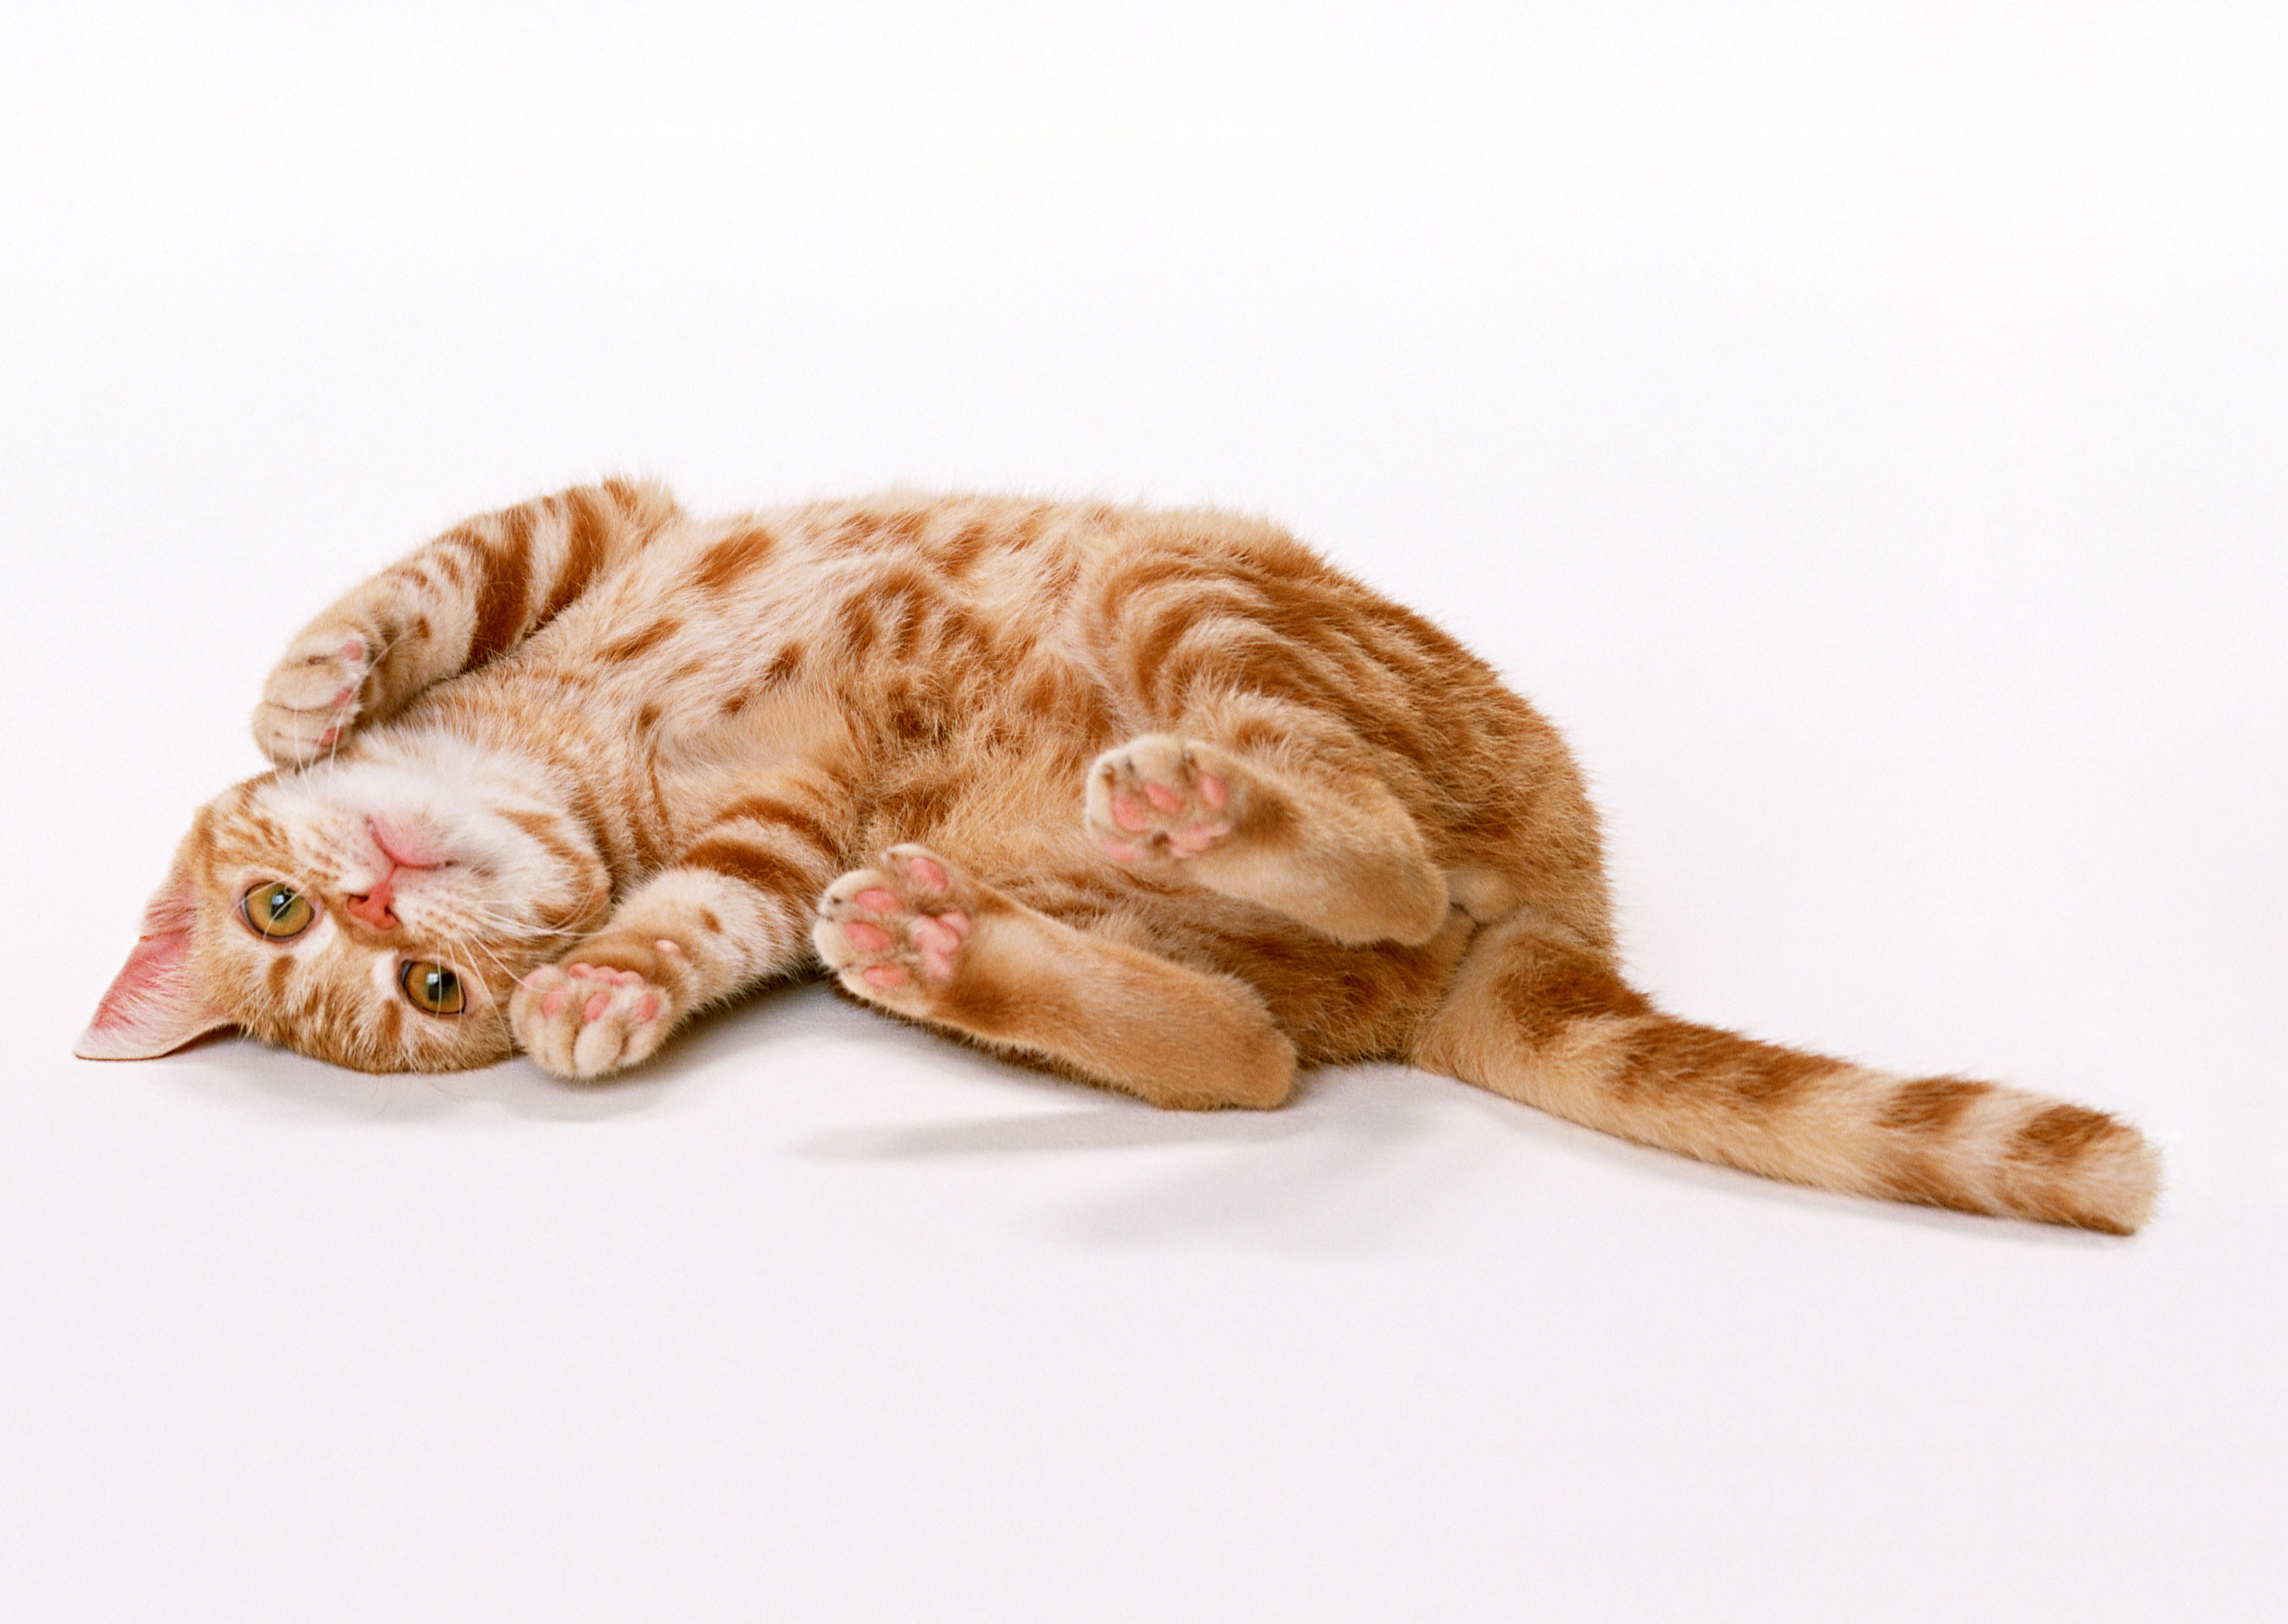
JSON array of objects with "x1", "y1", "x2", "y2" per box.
[{"x1": 75, "y1": 924, "x2": 232, "y2": 1062}]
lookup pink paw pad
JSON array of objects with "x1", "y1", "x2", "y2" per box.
[
  {"x1": 816, "y1": 847, "x2": 974, "y2": 993},
  {"x1": 1092, "y1": 741, "x2": 1239, "y2": 862},
  {"x1": 518, "y1": 958, "x2": 669, "y2": 1052}
]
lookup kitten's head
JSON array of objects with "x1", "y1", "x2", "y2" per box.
[{"x1": 78, "y1": 735, "x2": 612, "y2": 1072}]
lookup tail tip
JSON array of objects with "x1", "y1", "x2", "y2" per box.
[{"x1": 2079, "y1": 1131, "x2": 2163, "y2": 1235}]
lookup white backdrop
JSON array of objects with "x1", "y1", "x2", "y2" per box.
[{"x1": 5, "y1": 2, "x2": 2283, "y2": 1619}]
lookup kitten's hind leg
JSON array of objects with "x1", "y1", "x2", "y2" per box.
[
  {"x1": 1085, "y1": 734, "x2": 1450, "y2": 946},
  {"x1": 814, "y1": 845, "x2": 1296, "y2": 1110}
]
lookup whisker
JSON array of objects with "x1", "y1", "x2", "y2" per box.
[{"x1": 437, "y1": 921, "x2": 518, "y2": 988}]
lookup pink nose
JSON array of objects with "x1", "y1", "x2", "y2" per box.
[{"x1": 344, "y1": 874, "x2": 398, "y2": 931}]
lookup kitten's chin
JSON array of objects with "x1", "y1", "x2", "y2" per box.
[{"x1": 260, "y1": 746, "x2": 602, "y2": 946}]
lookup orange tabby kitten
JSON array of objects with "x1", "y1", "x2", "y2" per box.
[{"x1": 80, "y1": 480, "x2": 2160, "y2": 1232}]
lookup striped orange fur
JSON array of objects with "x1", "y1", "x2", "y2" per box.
[{"x1": 79, "y1": 481, "x2": 2161, "y2": 1233}]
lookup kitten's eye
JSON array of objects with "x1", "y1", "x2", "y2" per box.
[
  {"x1": 242, "y1": 882, "x2": 313, "y2": 941},
  {"x1": 399, "y1": 960, "x2": 465, "y2": 1016}
]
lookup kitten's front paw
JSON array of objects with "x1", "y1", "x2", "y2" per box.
[
  {"x1": 814, "y1": 845, "x2": 974, "y2": 1011},
  {"x1": 512, "y1": 953, "x2": 678, "y2": 1079},
  {"x1": 1087, "y1": 735, "x2": 1240, "y2": 866},
  {"x1": 253, "y1": 627, "x2": 377, "y2": 766}
]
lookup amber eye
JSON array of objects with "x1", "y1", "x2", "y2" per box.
[
  {"x1": 243, "y1": 882, "x2": 313, "y2": 941},
  {"x1": 399, "y1": 960, "x2": 465, "y2": 1016}
]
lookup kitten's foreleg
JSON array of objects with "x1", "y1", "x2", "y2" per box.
[
  {"x1": 512, "y1": 779, "x2": 859, "y2": 1077},
  {"x1": 1086, "y1": 734, "x2": 1449, "y2": 945},
  {"x1": 814, "y1": 845, "x2": 1296, "y2": 1110},
  {"x1": 511, "y1": 839, "x2": 831, "y2": 1081},
  {"x1": 254, "y1": 478, "x2": 682, "y2": 765},
  {"x1": 508, "y1": 867, "x2": 776, "y2": 1077}
]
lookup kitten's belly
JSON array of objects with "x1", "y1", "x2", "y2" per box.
[{"x1": 852, "y1": 730, "x2": 1101, "y2": 880}]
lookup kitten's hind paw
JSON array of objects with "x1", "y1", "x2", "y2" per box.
[
  {"x1": 511, "y1": 954, "x2": 676, "y2": 1079},
  {"x1": 1087, "y1": 735, "x2": 1241, "y2": 866},
  {"x1": 814, "y1": 845, "x2": 975, "y2": 1011},
  {"x1": 254, "y1": 627, "x2": 377, "y2": 766}
]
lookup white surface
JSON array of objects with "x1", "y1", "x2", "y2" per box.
[{"x1": 5, "y1": 3, "x2": 2283, "y2": 1619}]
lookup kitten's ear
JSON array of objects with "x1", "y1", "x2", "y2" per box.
[{"x1": 75, "y1": 869, "x2": 233, "y2": 1061}]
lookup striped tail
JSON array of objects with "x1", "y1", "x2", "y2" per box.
[{"x1": 1412, "y1": 915, "x2": 2161, "y2": 1234}]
